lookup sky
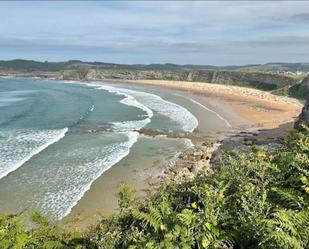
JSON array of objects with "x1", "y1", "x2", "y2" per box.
[{"x1": 0, "y1": 1, "x2": 309, "y2": 65}]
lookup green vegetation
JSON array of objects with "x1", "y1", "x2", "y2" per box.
[
  {"x1": 271, "y1": 86, "x2": 291, "y2": 96},
  {"x1": 271, "y1": 76, "x2": 308, "y2": 100},
  {"x1": 289, "y1": 83, "x2": 309, "y2": 100},
  {"x1": 225, "y1": 80, "x2": 278, "y2": 91},
  {"x1": 1, "y1": 127, "x2": 308, "y2": 248},
  {"x1": 1, "y1": 59, "x2": 309, "y2": 72},
  {"x1": 0, "y1": 60, "x2": 128, "y2": 72}
]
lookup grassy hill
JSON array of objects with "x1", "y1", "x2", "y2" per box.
[{"x1": 1, "y1": 59, "x2": 309, "y2": 72}]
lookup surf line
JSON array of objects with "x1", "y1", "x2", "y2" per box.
[
  {"x1": 0, "y1": 127, "x2": 68, "y2": 180},
  {"x1": 188, "y1": 97, "x2": 232, "y2": 128},
  {"x1": 172, "y1": 93, "x2": 232, "y2": 128}
]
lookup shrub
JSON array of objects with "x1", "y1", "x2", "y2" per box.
[{"x1": 1, "y1": 127, "x2": 308, "y2": 248}]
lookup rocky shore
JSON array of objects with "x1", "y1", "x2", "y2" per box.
[
  {"x1": 146, "y1": 140, "x2": 220, "y2": 192},
  {"x1": 144, "y1": 116, "x2": 306, "y2": 194}
]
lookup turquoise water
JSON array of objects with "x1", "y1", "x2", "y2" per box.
[{"x1": 0, "y1": 77, "x2": 198, "y2": 219}]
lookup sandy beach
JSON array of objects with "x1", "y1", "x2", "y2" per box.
[
  {"x1": 120, "y1": 80, "x2": 303, "y2": 130},
  {"x1": 65, "y1": 80, "x2": 303, "y2": 227}
]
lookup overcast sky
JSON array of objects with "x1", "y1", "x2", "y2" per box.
[{"x1": 0, "y1": 1, "x2": 309, "y2": 65}]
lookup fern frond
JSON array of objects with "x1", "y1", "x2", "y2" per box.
[{"x1": 270, "y1": 187, "x2": 304, "y2": 210}]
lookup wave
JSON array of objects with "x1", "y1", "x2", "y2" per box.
[
  {"x1": 0, "y1": 90, "x2": 33, "y2": 107},
  {"x1": 39, "y1": 131, "x2": 139, "y2": 220},
  {"x1": 95, "y1": 84, "x2": 198, "y2": 132},
  {"x1": 112, "y1": 118, "x2": 151, "y2": 131},
  {"x1": 71, "y1": 103, "x2": 95, "y2": 127},
  {"x1": 58, "y1": 80, "x2": 151, "y2": 131},
  {"x1": 95, "y1": 84, "x2": 153, "y2": 131},
  {"x1": 0, "y1": 76, "x2": 14, "y2": 79},
  {"x1": 97, "y1": 85, "x2": 153, "y2": 119},
  {"x1": 0, "y1": 128, "x2": 68, "y2": 179},
  {"x1": 73, "y1": 82, "x2": 198, "y2": 132},
  {"x1": 78, "y1": 83, "x2": 153, "y2": 132}
]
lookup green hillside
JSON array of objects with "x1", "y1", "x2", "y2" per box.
[{"x1": 1, "y1": 59, "x2": 309, "y2": 72}]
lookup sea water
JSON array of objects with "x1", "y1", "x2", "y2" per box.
[{"x1": 0, "y1": 77, "x2": 198, "y2": 219}]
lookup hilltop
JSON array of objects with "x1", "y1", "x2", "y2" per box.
[{"x1": 1, "y1": 59, "x2": 309, "y2": 73}]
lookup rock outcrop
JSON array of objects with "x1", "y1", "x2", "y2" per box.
[
  {"x1": 59, "y1": 69, "x2": 88, "y2": 81},
  {"x1": 295, "y1": 102, "x2": 309, "y2": 128},
  {"x1": 148, "y1": 142, "x2": 220, "y2": 190},
  {"x1": 290, "y1": 75, "x2": 309, "y2": 100}
]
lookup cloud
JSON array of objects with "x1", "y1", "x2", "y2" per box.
[
  {"x1": 0, "y1": 1, "x2": 309, "y2": 64},
  {"x1": 233, "y1": 36, "x2": 309, "y2": 49},
  {"x1": 290, "y1": 13, "x2": 309, "y2": 21}
]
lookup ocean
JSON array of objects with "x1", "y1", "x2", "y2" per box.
[{"x1": 0, "y1": 77, "x2": 198, "y2": 219}]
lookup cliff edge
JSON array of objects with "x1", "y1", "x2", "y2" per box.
[
  {"x1": 294, "y1": 76, "x2": 309, "y2": 127},
  {"x1": 58, "y1": 69, "x2": 298, "y2": 90}
]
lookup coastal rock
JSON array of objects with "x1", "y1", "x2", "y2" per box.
[
  {"x1": 189, "y1": 161, "x2": 207, "y2": 174},
  {"x1": 243, "y1": 138, "x2": 256, "y2": 145},
  {"x1": 289, "y1": 76, "x2": 308, "y2": 128},
  {"x1": 293, "y1": 76, "x2": 309, "y2": 128},
  {"x1": 149, "y1": 142, "x2": 220, "y2": 189},
  {"x1": 295, "y1": 103, "x2": 309, "y2": 128}
]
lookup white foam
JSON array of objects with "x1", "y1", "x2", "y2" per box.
[
  {"x1": 62, "y1": 80, "x2": 80, "y2": 84},
  {"x1": 39, "y1": 131, "x2": 139, "y2": 220},
  {"x1": 96, "y1": 84, "x2": 198, "y2": 132},
  {"x1": 112, "y1": 118, "x2": 151, "y2": 131},
  {"x1": 71, "y1": 82, "x2": 153, "y2": 132},
  {"x1": 0, "y1": 128, "x2": 68, "y2": 179},
  {"x1": 90, "y1": 105, "x2": 95, "y2": 112},
  {"x1": 95, "y1": 84, "x2": 153, "y2": 119},
  {"x1": 182, "y1": 138, "x2": 195, "y2": 148},
  {"x1": 0, "y1": 76, "x2": 14, "y2": 79}
]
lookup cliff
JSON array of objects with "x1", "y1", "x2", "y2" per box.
[
  {"x1": 290, "y1": 75, "x2": 309, "y2": 100},
  {"x1": 294, "y1": 76, "x2": 309, "y2": 127},
  {"x1": 58, "y1": 69, "x2": 297, "y2": 90}
]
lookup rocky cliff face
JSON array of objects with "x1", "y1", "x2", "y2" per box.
[
  {"x1": 295, "y1": 76, "x2": 309, "y2": 127},
  {"x1": 290, "y1": 75, "x2": 309, "y2": 100},
  {"x1": 59, "y1": 69, "x2": 297, "y2": 90},
  {"x1": 190, "y1": 70, "x2": 296, "y2": 89},
  {"x1": 295, "y1": 102, "x2": 309, "y2": 128},
  {"x1": 60, "y1": 69, "x2": 88, "y2": 81}
]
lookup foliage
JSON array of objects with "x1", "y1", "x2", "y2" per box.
[
  {"x1": 289, "y1": 82, "x2": 309, "y2": 100},
  {"x1": 0, "y1": 211, "x2": 91, "y2": 249},
  {"x1": 1, "y1": 127, "x2": 308, "y2": 248},
  {"x1": 271, "y1": 86, "x2": 290, "y2": 96}
]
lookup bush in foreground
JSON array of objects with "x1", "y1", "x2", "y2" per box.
[{"x1": 1, "y1": 127, "x2": 308, "y2": 249}]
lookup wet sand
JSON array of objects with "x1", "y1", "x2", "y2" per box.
[
  {"x1": 64, "y1": 80, "x2": 303, "y2": 227},
  {"x1": 65, "y1": 135, "x2": 191, "y2": 227}
]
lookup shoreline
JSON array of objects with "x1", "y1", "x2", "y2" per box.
[
  {"x1": 101, "y1": 78, "x2": 303, "y2": 185},
  {"x1": 64, "y1": 79, "x2": 303, "y2": 227},
  {"x1": 0, "y1": 76, "x2": 303, "y2": 226},
  {"x1": 107, "y1": 79, "x2": 303, "y2": 130}
]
